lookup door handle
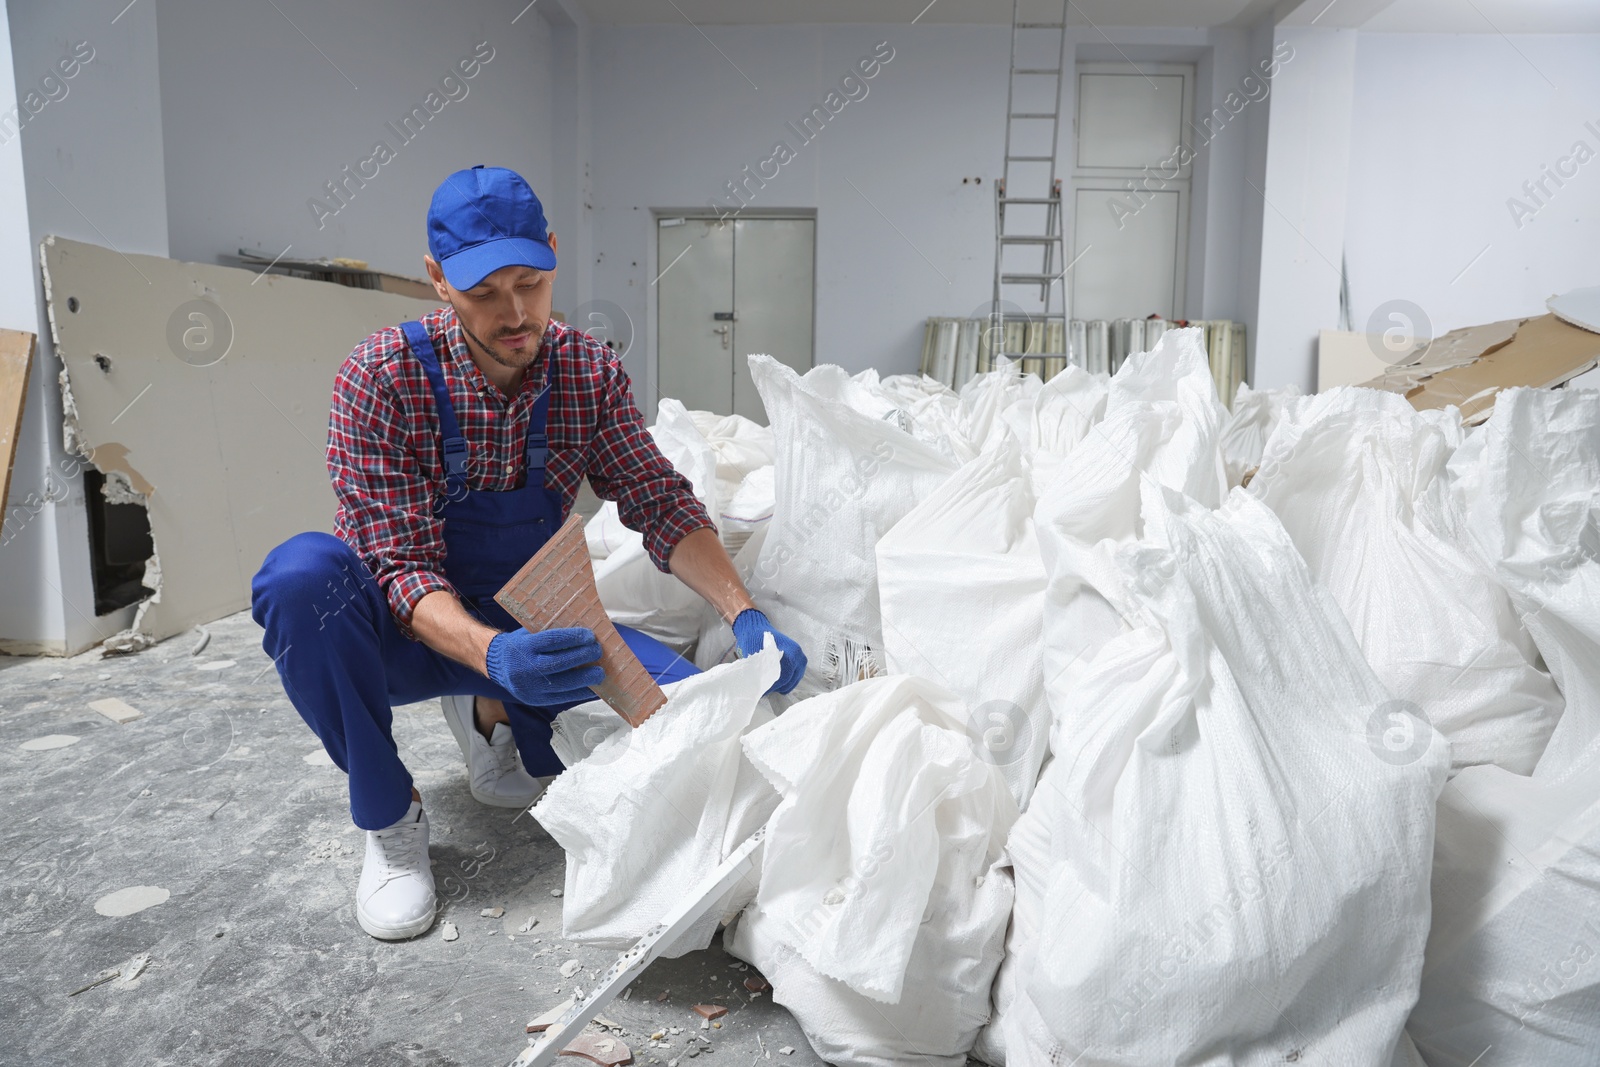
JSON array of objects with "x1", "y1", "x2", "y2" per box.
[{"x1": 712, "y1": 324, "x2": 731, "y2": 350}]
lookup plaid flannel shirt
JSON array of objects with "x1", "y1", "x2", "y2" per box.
[{"x1": 327, "y1": 304, "x2": 711, "y2": 638}]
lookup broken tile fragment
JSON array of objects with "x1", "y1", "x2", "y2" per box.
[
  {"x1": 560, "y1": 959, "x2": 582, "y2": 978},
  {"x1": 481, "y1": 906, "x2": 505, "y2": 918},
  {"x1": 440, "y1": 921, "x2": 459, "y2": 942},
  {"x1": 691, "y1": 1005, "x2": 727, "y2": 1021},
  {"x1": 558, "y1": 1032, "x2": 633, "y2": 1066},
  {"x1": 526, "y1": 997, "x2": 576, "y2": 1033},
  {"x1": 779, "y1": 1047, "x2": 795, "y2": 1056},
  {"x1": 88, "y1": 697, "x2": 142, "y2": 724},
  {"x1": 743, "y1": 975, "x2": 770, "y2": 993}
]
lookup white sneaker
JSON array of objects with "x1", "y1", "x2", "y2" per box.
[
  {"x1": 356, "y1": 800, "x2": 437, "y2": 941},
  {"x1": 441, "y1": 694, "x2": 547, "y2": 808}
]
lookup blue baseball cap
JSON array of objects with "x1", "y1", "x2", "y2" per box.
[{"x1": 427, "y1": 165, "x2": 556, "y2": 290}]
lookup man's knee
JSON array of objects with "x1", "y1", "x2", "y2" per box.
[{"x1": 252, "y1": 532, "x2": 370, "y2": 627}]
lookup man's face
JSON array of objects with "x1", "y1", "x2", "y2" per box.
[{"x1": 425, "y1": 242, "x2": 558, "y2": 372}]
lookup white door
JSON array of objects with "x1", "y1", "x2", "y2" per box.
[
  {"x1": 657, "y1": 215, "x2": 814, "y2": 422},
  {"x1": 1069, "y1": 62, "x2": 1192, "y2": 320}
]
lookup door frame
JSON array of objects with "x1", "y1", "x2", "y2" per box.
[{"x1": 648, "y1": 207, "x2": 817, "y2": 423}]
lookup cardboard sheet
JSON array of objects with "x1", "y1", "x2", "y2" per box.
[
  {"x1": 42, "y1": 236, "x2": 439, "y2": 643},
  {"x1": 1359, "y1": 314, "x2": 1599, "y2": 424},
  {"x1": 0, "y1": 329, "x2": 34, "y2": 514}
]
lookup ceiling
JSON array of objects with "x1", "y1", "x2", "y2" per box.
[
  {"x1": 569, "y1": 0, "x2": 1600, "y2": 32},
  {"x1": 572, "y1": 0, "x2": 1272, "y2": 28}
]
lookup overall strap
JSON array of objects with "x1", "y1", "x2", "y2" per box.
[
  {"x1": 399, "y1": 320, "x2": 470, "y2": 498},
  {"x1": 524, "y1": 368, "x2": 553, "y2": 477}
]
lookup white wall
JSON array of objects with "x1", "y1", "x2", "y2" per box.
[
  {"x1": 585, "y1": 22, "x2": 1265, "y2": 415},
  {"x1": 0, "y1": 0, "x2": 168, "y2": 654},
  {"x1": 1344, "y1": 33, "x2": 1600, "y2": 340},
  {"x1": 157, "y1": 0, "x2": 558, "y2": 283},
  {"x1": 1251, "y1": 25, "x2": 1358, "y2": 391}
]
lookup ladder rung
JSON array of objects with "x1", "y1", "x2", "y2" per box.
[
  {"x1": 1009, "y1": 112, "x2": 1057, "y2": 119},
  {"x1": 998, "y1": 197, "x2": 1060, "y2": 204},
  {"x1": 999, "y1": 352, "x2": 1073, "y2": 359},
  {"x1": 1001, "y1": 273, "x2": 1064, "y2": 284},
  {"x1": 1007, "y1": 154, "x2": 1052, "y2": 161},
  {"x1": 1000, "y1": 235, "x2": 1061, "y2": 244},
  {"x1": 1013, "y1": 68, "x2": 1061, "y2": 75},
  {"x1": 1015, "y1": 21, "x2": 1065, "y2": 28}
]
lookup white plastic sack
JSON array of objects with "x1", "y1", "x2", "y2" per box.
[
  {"x1": 1409, "y1": 387, "x2": 1600, "y2": 1063},
  {"x1": 1250, "y1": 387, "x2": 1562, "y2": 774},
  {"x1": 718, "y1": 463, "x2": 774, "y2": 556},
  {"x1": 1003, "y1": 486, "x2": 1448, "y2": 1065},
  {"x1": 747, "y1": 354, "x2": 960, "y2": 696},
  {"x1": 1219, "y1": 381, "x2": 1301, "y2": 487},
  {"x1": 532, "y1": 643, "x2": 783, "y2": 955},
  {"x1": 727, "y1": 673, "x2": 1018, "y2": 1067},
  {"x1": 877, "y1": 435, "x2": 1050, "y2": 809},
  {"x1": 1033, "y1": 327, "x2": 1229, "y2": 731}
]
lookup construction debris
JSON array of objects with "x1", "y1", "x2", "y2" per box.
[
  {"x1": 532, "y1": 334, "x2": 1600, "y2": 1066},
  {"x1": 87, "y1": 697, "x2": 142, "y2": 724},
  {"x1": 690, "y1": 1005, "x2": 727, "y2": 1022}
]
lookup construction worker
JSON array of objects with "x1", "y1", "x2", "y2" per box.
[{"x1": 250, "y1": 166, "x2": 806, "y2": 941}]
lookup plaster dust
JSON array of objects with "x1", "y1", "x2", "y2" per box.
[
  {"x1": 93, "y1": 886, "x2": 171, "y2": 917},
  {"x1": 40, "y1": 236, "x2": 440, "y2": 650}
]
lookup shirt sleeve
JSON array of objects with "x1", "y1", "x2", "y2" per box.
[
  {"x1": 583, "y1": 356, "x2": 714, "y2": 572},
  {"x1": 327, "y1": 354, "x2": 453, "y2": 639}
]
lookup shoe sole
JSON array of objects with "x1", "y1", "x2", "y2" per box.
[
  {"x1": 440, "y1": 694, "x2": 543, "y2": 809},
  {"x1": 358, "y1": 903, "x2": 438, "y2": 941}
]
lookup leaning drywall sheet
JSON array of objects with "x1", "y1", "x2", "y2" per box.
[
  {"x1": 42, "y1": 236, "x2": 439, "y2": 643},
  {"x1": 0, "y1": 329, "x2": 34, "y2": 513}
]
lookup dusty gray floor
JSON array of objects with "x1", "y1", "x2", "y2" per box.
[{"x1": 0, "y1": 609, "x2": 820, "y2": 1067}]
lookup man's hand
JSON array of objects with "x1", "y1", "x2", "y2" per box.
[
  {"x1": 731, "y1": 609, "x2": 807, "y2": 695},
  {"x1": 485, "y1": 627, "x2": 605, "y2": 707}
]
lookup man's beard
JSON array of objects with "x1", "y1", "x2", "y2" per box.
[{"x1": 461, "y1": 319, "x2": 542, "y2": 369}]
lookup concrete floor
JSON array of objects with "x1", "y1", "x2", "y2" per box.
[{"x1": 0, "y1": 608, "x2": 822, "y2": 1067}]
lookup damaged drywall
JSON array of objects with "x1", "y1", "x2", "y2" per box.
[{"x1": 41, "y1": 236, "x2": 438, "y2": 645}]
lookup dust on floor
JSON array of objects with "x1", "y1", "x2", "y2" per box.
[{"x1": 0, "y1": 609, "x2": 820, "y2": 1067}]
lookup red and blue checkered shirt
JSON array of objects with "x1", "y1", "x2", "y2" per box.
[{"x1": 328, "y1": 304, "x2": 712, "y2": 638}]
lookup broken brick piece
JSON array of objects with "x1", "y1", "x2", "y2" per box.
[
  {"x1": 743, "y1": 975, "x2": 770, "y2": 993},
  {"x1": 692, "y1": 1004, "x2": 728, "y2": 1021},
  {"x1": 495, "y1": 513, "x2": 667, "y2": 727},
  {"x1": 559, "y1": 1033, "x2": 633, "y2": 1067}
]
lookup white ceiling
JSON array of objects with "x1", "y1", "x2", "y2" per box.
[
  {"x1": 573, "y1": 0, "x2": 1271, "y2": 28},
  {"x1": 570, "y1": 0, "x2": 1600, "y2": 32}
]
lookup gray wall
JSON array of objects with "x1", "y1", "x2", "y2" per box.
[{"x1": 157, "y1": 0, "x2": 557, "y2": 283}]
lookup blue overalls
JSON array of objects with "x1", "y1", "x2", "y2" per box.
[{"x1": 251, "y1": 319, "x2": 697, "y2": 831}]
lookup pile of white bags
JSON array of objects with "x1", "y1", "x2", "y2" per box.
[
  {"x1": 1408, "y1": 387, "x2": 1600, "y2": 1063},
  {"x1": 556, "y1": 334, "x2": 1600, "y2": 1067},
  {"x1": 726, "y1": 673, "x2": 1018, "y2": 1067},
  {"x1": 1249, "y1": 387, "x2": 1563, "y2": 774}
]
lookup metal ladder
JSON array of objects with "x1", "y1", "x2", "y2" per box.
[{"x1": 990, "y1": 0, "x2": 1071, "y2": 378}]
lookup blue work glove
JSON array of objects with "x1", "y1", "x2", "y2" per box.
[
  {"x1": 731, "y1": 608, "x2": 807, "y2": 695},
  {"x1": 485, "y1": 627, "x2": 605, "y2": 707}
]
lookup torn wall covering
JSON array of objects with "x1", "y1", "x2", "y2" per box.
[{"x1": 41, "y1": 236, "x2": 439, "y2": 645}]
